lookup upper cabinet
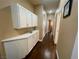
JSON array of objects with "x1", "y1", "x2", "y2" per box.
[
  {"x1": 32, "y1": 13, "x2": 38, "y2": 27},
  {"x1": 26, "y1": 11, "x2": 32, "y2": 27},
  {"x1": 11, "y1": 3, "x2": 38, "y2": 29}
]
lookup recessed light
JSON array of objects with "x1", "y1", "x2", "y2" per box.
[
  {"x1": 43, "y1": 11, "x2": 46, "y2": 15},
  {"x1": 47, "y1": 10, "x2": 53, "y2": 14}
]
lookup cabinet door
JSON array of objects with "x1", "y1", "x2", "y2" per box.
[
  {"x1": 33, "y1": 32, "x2": 39, "y2": 46},
  {"x1": 4, "y1": 41, "x2": 20, "y2": 59},
  {"x1": 11, "y1": 4, "x2": 20, "y2": 28},
  {"x1": 35, "y1": 32, "x2": 39, "y2": 42},
  {"x1": 34, "y1": 15, "x2": 38, "y2": 26},
  {"x1": 19, "y1": 6, "x2": 33, "y2": 28},
  {"x1": 17, "y1": 39, "x2": 28, "y2": 58},
  {"x1": 11, "y1": 3, "x2": 38, "y2": 28},
  {"x1": 32, "y1": 14, "x2": 38, "y2": 27},
  {"x1": 28, "y1": 36, "x2": 34, "y2": 53},
  {"x1": 19, "y1": 5, "x2": 27, "y2": 28},
  {"x1": 4, "y1": 39, "x2": 28, "y2": 59},
  {"x1": 26, "y1": 11, "x2": 32, "y2": 27},
  {"x1": 11, "y1": 4, "x2": 28, "y2": 29},
  {"x1": 32, "y1": 34, "x2": 36, "y2": 47}
]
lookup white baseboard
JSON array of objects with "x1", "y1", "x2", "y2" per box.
[
  {"x1": 56, "y1": 50, "x2": 59, "y2": 59},
  {"x1": 38, "y1": 36, "x2": 44, "y2": 42},
  {"x1": 39, "y1": 33, "x2": 47, "y2": 42},
  {"x1": 39, "y1": 39, "x2": 43, "y2": 42}
]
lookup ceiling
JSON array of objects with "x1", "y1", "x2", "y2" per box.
[
  {"x1": 42, "y1": 0, "x2": 60, "y2": 11},
  {"x1": 27, "y1": 0, "x2": 41, "y2": 5},
  {"x1": 27, "y1": 0, "x2": 60, "y2": 13}
]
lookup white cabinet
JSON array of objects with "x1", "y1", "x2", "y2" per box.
[
  {"x1": 28, "y1": 31, "x2": 39, "y2": 53},
  {"x1": 17, "y1": 39, "x2": 28, "y2": 58},
  {"x1": 26, "y1": 11, "x2": 32, "y2": 27},
  {"x1": 32, "y1": 13, "x2": 38, "y2": 27},
  {"x1": 28, "y1": 36, "x2": 34, "y2": 53},
  {"x1": 11, "y1": 3, "x2": 38, "y2": 29},
  {"x1": 3, "y1": 30, "x2": 39, "y2": 59},
  {"x1": 4, "y1": 39, "x2": 28, "y2": 59},
  {"x1": 35, "y1": 31, "x2": 39, "y2": 42},
  {"x1": 19, "y1": 5, "x2": 28, "y2": 28},
  {"x1": 4, "y1": 41, "x2": 20, "y2": 59},
  {"x1": 11, "y1": 4, "x2": 28, "y2": 29}
]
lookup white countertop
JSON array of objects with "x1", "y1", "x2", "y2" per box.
[{"x1": 2, "y1": 30, "x2": 39, "y2": 42}]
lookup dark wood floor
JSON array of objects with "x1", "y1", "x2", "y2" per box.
[{"x1": 24, "y1": 32, "x2": 57, "y2": 59}]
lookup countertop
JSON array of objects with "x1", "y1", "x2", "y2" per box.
[{"x1": 2, "y1": 30, "x2": 39, "y2": 42}]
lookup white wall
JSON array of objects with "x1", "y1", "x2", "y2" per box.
[
  {"x1": 54, "y1": 11, "x2": 62, "y2": 44},
  {"x1": 34, "y1": 5, "x2": 44, "y2": 40},
  {"x1": 71, "y1": 33, "x2": 78, "y2": 59},
  {"x1": 42, "y1": 11, "x2": 48, "y2": 38},
  {"x1": 57, "y1": 0, "x2": 78, "y2": 59}
]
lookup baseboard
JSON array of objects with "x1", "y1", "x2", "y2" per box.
[
  {"x1": 56, "y1": 50, "x2": 59, "y2": 59},
  {"x1": 39, "y1": 39, "x2": 43, "y2": 42},
  {"x1": 39, "y1": 32, "x2": 47, "y2": 42},
  {"x1": 38, "y1": 36, "x2": 43, "y2": 42}
]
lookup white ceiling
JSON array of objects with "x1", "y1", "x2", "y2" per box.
[
  {"x1": 42, "y1": 0, "x2": 60, "y2": 10},
  {"x1": 27, "y1": 0, "x2": 60, "y2": 13}
]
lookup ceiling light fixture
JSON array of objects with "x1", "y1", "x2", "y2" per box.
[
  {"x1": 43, "y1": 11, "x2": 46, "y2": 15},
  {"x1": 47, "y1": 10, "x2": 53, "y2": 14}
]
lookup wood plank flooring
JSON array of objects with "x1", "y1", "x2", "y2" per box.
[{"x1": 23, "y1": 32, "x2": 57, "y2": 59}]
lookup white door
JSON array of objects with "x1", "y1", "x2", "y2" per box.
[{"x1": 54, "y1": 12, "x2": 61, "y2": 44}]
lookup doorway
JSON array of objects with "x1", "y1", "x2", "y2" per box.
[{"x1": 48, "y1": 20, "x2": 53, "y2": 33}]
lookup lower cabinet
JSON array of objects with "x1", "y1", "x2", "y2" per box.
[
  {"x1": 28, "y1": 31, "x2": 39, "y2": 53},
  {"x1": 18, "y1": 39, "x2": 28, "y2": 58},
  {"x1": 3, "y1": 30, "x2": 39, "y2": 59},
  {"x1": 4, "y1": 39, "x2": 28, "y2": 59},
  {"x1": 28, "y1": 36, "x2": 34, "y2": 53},
  {"x1": 4, "y1": 40, "x2": 20, "y2": 59}
]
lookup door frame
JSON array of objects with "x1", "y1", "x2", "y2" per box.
[{"x1": 54, "y1": 8, "x2": 63, "y2": 44}]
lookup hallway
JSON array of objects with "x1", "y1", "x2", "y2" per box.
[{"x1": 24, "y1": 32, "x2": 57, "y2": 59}]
